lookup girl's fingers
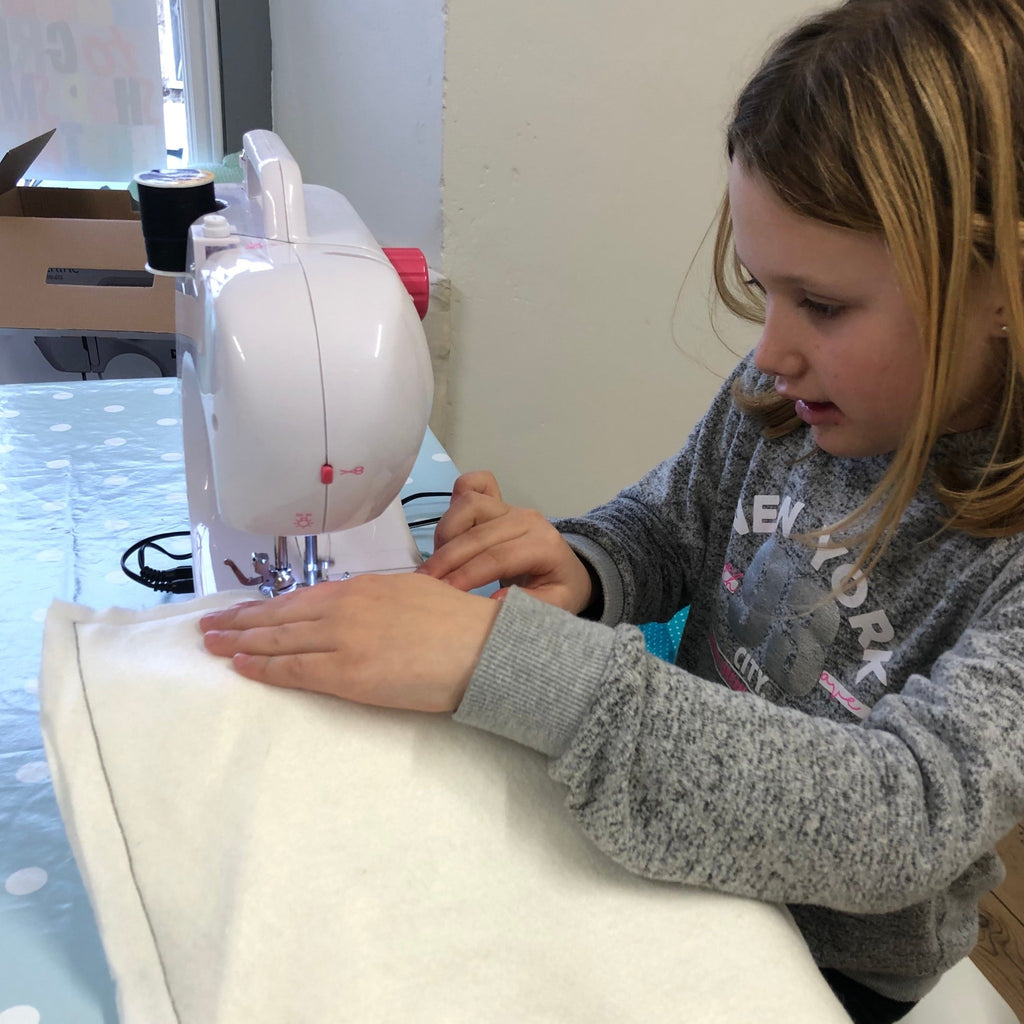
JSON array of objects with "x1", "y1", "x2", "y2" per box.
[
  {"x1": 432, "y1": 492, "x2": 508, "y2": 550},
  {"x1": 198, "y1": 600, "x2": 265, "y2": 631},
  {"x1": 423, "y1": 509, "x2": 527, "y2": 579},
  {"x1": 435, "y1": 547, "x2": 512, "y2": 592},
  {"x1": 198, "y1": 580, "x2": 348, "y2": 632},
  {"x1": 231, "y1": 650, "x2": 353, "y2": 695},
  {"x1": 425, "y1": 528, "x2": 551, "y2": 591},
  {"x1": 450, "y1": 470, "x2": 502, "y2": 501},
  {"x1": 430, "y1": 472, "x2": 506, "y2": 549},
  {"x1": 202, "y1": 619, "x2": 335, "y2": 659},
  {"x1": 230, "y1": 648, "x2": 463, "y2": 712},
  {"x1": 200, "y1": 573, "x2": 498, "y2": 714}
]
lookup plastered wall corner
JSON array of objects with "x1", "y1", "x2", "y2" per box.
[{"x1": 424, "y1": 274, "x2": 453, "y2": 446}]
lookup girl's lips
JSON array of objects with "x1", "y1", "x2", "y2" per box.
[{"x1": 795, "y1": 398, "x2": 843, "y2": 427}]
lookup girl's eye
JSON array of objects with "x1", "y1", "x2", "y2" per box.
[
  {"x1": 743, "y1": 273, "x2": 844, "y2": 320},
  {"x1": 800, "y1": 297, "x2": 844, "y2": 320}
]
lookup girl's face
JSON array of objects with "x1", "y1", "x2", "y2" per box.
[{"x1": 728, "y1": 163, "x2": 1004, "y2": 458}]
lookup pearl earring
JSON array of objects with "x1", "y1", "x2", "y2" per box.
[{"x1": 1002, "y1": 324, "x2": 1009, "y2": 335}]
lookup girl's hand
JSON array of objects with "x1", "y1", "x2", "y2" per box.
[
  {"x1": 199, "y1": 573, "x2": 499, "y2": 711},
  {"x1": 418, "y1": 471, "x2": 594, "y2": 614}
]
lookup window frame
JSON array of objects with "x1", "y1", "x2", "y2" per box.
[{"x1": 178, "y1": 0, "x2": 224, "y2": 164}]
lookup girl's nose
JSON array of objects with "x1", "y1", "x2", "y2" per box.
[{"x1": 753, "y1": 301, "x2": 805, "y2": 380}]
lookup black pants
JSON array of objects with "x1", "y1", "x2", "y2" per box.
[{"x1": 821, "y1": 968, "x2": 918, "y2": 1024}]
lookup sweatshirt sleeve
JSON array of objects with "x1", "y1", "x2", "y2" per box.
[
  {"x1": 454, "y1": 552, "x2": 1024, "y2": 915},
  {"x1": 553, "y1": 357, "x2": 763, "y2": 628}
]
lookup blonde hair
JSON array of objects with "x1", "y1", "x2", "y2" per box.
[{"x1": 714, "y1": 0, "x2": 1024, "y2": 572}]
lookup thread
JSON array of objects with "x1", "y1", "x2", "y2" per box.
[{"x1": 134, "y1": 168, "x2": 218, "y2": 274}]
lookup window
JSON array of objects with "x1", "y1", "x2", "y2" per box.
[
  {"x1": 0, "y1": 0, "x2": 222, "y2": 183},
  {"x1": 161, "y1": 0, "x2": 224, "y2": 167}
]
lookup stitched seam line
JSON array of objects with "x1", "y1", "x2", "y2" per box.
[{"x1": 73, "y1": 619, "x2": 182, "y2": 1024}]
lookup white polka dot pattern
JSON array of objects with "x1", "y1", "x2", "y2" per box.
[
  {"x1": 0, "y1": 381, "x2": 195, "y2": 1019},
  {"x1": 15, "y1": 762, "x2": 50, "y2": 784},
  {"x1": 5, "y1": 867, "x2": 48, "y2": 896},
  {"x1": 0, "y1": 1006, "x2": 41, "y2": 1024}
]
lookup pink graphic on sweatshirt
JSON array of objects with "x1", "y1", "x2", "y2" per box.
[
  {"x1": 818, "y1": 671, "x2": 868, "y2": 719},
  {"x1": 721, "y1": 562, "x2": 744, "y2": 594},
  {"x1": 709, "y1": 630, "x2": 749, "y2": 693},
  {"x1": 711, "y1": 629, "x2": 872, "y2": 718}
]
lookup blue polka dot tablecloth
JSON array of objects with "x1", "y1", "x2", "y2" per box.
[{"x1": 0, "y1": 378, "x2": 459, "y2": 1024}]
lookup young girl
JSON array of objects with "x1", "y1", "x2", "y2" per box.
[{"x1": 199, "y1": 0, "x2": 1024, "y2": 1019}]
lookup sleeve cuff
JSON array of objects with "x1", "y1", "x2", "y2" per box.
[
  {"x1": 453, "y1": 586, "x2": 615, "y2": 756},
  {"x1": 558, "y1": 533, "x2": 624, "y2": 625}
]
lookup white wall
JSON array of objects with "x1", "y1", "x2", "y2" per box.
[
  {"x1": 270, "y1": 1, "x2": 827, "y2": 515},
  {"x1": 267, "y1": 1, "x2": 444, "y2": 266}
]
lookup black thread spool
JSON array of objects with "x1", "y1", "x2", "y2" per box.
[{"x1": 134, "y1": 168, "x2": 218, "y2": 274}]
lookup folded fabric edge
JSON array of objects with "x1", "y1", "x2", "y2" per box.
[{"x1": 36, "y1": 596, "x2": 240, "y2": 1024}]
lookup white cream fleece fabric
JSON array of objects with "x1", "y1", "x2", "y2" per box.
[{"x1": 38, "y1": 594, "x2": 849, "y2": 1024}]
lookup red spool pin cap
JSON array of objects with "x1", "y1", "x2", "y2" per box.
[
  {"x1": 382, "y1": 247, "x2": 430, "y2": 319},
  {"x1": 321, "y1": 464, "x2": 334, "y2": 485}
]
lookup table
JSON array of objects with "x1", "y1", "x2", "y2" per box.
[
  {"x1": 0, "y1": 378, "x2": 458, "y2": 1023},
  {"x1": 1, "y1": 378, "x2": 852, "y2": 1024}
]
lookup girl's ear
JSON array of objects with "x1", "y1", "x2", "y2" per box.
[
  {"x1": 993, "y1": 306, "x2": 1007, "y2": 336},
  {"x1": 971, "y1": 268, "x2": 1014, "y2": 339},
  {"x1": 988, "y1": 277, "x2": 1015, "y2": 338}
]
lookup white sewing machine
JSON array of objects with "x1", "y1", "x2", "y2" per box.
[{"x1": 173, "y1": 131, "x2": 434, "y2": 596}]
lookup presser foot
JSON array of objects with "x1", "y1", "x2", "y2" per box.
[
  {"x1": 222, "y1": 553, "x2": 299, "y2": 596},
  {"x1": 223, "y1": 536, "x2": 332, "y2": 596}
]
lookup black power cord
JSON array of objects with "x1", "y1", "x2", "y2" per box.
[
  {"x1": 401, "y1": 490, "x2": 453, "y2": 529},
  {"x1": 120, "y1": 531, "x2": 195, "y2": 594}
]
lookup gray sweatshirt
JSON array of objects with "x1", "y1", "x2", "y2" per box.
[{"x1": 453, "y1": 357, "x2": 1024, "y2": 1002}]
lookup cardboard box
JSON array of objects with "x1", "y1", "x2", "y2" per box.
[{"x1": 0, "y1": 130, "x2": 174, "y2": 335}]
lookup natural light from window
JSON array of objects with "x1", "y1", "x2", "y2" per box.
[
  {"x1": 3, "y1": 0, "x2": 215, "y2": 185},
  {"x1": 157, "y1": 0, "x2": 188, "y2": 167}
]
